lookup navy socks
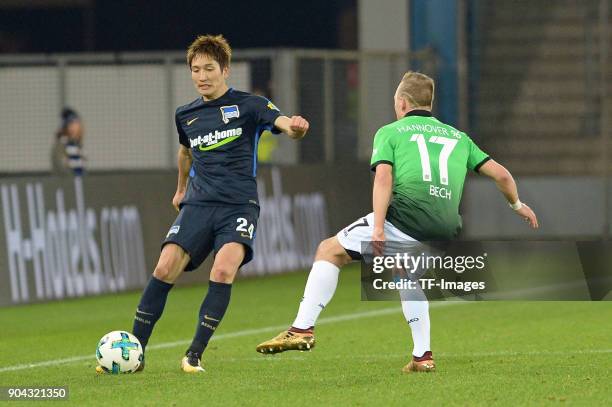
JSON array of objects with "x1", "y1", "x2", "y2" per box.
[
  {"x1": 188, "y1": 281, "x2": 232, "y2": 355},
  {"x1": 132, "y1": 277, "x2": 231, "y2": 357},
  {"x1": 132, "y1": 276, "x2": 174, "y2": 352}
]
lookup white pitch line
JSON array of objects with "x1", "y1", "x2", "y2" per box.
[
  {"x1": 2, "y1": 302, "x2": 452, "y2": 374},
  {"x1": 211, "y1": 348, "x2": 612, "y2": 363},
  {"x1": 440, "y1": 349, "x2": 612, "y2": 357},
  {"x1": 147, "y1": 305, "x2": 412, "y2": 351}
]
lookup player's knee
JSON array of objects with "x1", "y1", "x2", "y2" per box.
[
  {"x1": 210, "y1": 266, "x2": 236, "y2": 284},
  {"x1": 316, "y1": 237, "x2": 338, "y2": 257},
  {"x1": 314, "y1": 238, "x2": 328, "y2": 255},
  {"x1": 153, "y1": 264, "x2": 175, "y2": 283},
  {"x1": 153, "y1": 244, "x2": 188, "y2": 283},
  {"x1": 316, "y1": 237, "x2": 351, "y2": 266}
]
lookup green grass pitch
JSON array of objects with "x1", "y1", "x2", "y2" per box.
[{"x1": 1, "y1": 265, "x2": 610, "y2": 406}]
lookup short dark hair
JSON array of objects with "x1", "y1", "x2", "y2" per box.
[{"x1": 186, "y1": 34, "x2": 232, "y2": 70}]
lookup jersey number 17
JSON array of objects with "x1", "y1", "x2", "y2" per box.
[{"x1": 410, "y1": 134, "x2": 458, "y2": 186}]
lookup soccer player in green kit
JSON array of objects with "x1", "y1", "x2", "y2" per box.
[{"x1": 256, "y1": 72, "x2": 538, "y2": 372}]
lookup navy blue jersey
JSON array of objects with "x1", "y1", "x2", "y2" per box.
[{"x1": 175, "y1": 88, "x2": 282, "y2": 207}]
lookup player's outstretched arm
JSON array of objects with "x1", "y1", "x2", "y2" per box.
[
  {"x1": 478, "y1": 159, "x2": 539, "y2": 229},
  {"x1": 172, "y1": 145, "x2": 193, "y2": 211},
  {"x1": 273, "y1": 115, "x2": 309, "y2": 140}
]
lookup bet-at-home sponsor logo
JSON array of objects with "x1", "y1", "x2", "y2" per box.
[{"x1": 190, "y1": 127, "x2": 243, "y2": 151}]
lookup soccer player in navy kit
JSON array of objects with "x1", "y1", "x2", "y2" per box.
[{"x1": 96, "y1": 34, "x2": 309, "y2": 374}]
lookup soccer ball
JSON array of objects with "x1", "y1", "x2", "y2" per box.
[{"x1": 96, "y1": 331, "x2": 143, "y2": 374}]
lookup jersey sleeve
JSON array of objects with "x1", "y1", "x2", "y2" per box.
[
  {"x1": 466, "y1": 135, "x2": 490, "y2": 172},
  {"x1": 370, "y1": 127, "x2": 395, "y2": 171},
  {"x1": 175, "y1": 111, "x2": 189, "y2": 147},
  {"x1": 253, "y1": 96, "x2": 283, "y2": 134}
]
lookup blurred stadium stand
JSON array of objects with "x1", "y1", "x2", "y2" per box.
[{"x1": 470, "y1": 0, "x2": 608, "y2": 176}]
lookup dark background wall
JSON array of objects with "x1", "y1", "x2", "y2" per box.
[{"x1": 0, "y1": 0, "x2": 357, "y2": 53}]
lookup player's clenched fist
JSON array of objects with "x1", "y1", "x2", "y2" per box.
[{"x1": 289, "y1": 115, "x2": 309, "y2": 139}]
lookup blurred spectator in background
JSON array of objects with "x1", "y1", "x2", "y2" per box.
[{"x1": 51, "y1": 107, "x2": 85, "y2": 176}]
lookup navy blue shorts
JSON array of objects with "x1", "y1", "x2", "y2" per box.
[{"x1": 162, "y1": 204, "x2": 259, "y2": 271}]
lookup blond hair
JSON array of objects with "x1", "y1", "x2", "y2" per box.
[
  {"x1": 397, "y1": 71, "x2": 434, "y2": 108},
  {"x1": 186, "y1": 34, "x2": 232, "y2": 70}
]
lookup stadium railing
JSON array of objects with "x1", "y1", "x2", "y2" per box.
[{"x1": 0, "y1": 48, "x2": 437, "y2": 174}]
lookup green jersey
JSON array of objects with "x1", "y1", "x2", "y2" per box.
[{"x1": 370, "y1": 110, "x2": 489, "y2": 240}]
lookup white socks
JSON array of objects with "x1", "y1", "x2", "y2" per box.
[
  {"x1": 292, "y1": 260, "x2": 340, "y2": 329},
  {"x1": 401, "y1": 300, "x2": 431, "y2": 357},
  {"x1": 291, "y1": 259, "x2": 430, "y2": 357}
]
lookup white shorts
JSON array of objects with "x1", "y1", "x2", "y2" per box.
[
  {"x1": 338, "y1": 213, "x2": 436, "y2": 300},
  {"x1": 336, "y1": 212, "x2": 418, "y2": 256}
]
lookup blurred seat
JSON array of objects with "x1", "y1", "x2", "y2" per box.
[{"x1": 473, "y1": 0, "x2": 610, "y2": 175}]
